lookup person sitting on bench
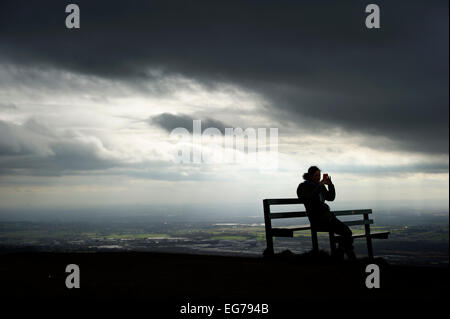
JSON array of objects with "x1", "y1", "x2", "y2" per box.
[{"x1": 297, "y1": 166, "x2": 356, "y2": 260}]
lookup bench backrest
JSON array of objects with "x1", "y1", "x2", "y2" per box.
[{"x1": 263, "y1": 198, "x2": 374, "y2": 227}]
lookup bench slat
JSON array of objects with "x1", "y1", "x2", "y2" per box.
[
  {"x1": 273, "y1": 225, "x2": 311, "y2": 231},
  {"x1": 272, "y1": 220, "x2": 372, "y2": 234},
  {"x1": 334, "y1": 231, "x2": 390, "y2": 239},
  {"x1": 264, "y1": 198, "x2": 303, "y2": 205},
  {"x1": 270, "y1": 219, "x2": 373, "y2": 229},
  {"x1": 270, "y1": 211, "x2": 308, "y2": 219},
  {"x1": 272, "y1": 229, "x2": 294, "y2": 237},
  {"x1": 269, "y1": 210, "x2": 371, "y2": 220},
  {"x1": 370, "y1": 231, "x2": 390, "y2": 239},
  {"x1": 269, "y1": 216, "x2": 373, "y2": 226}
]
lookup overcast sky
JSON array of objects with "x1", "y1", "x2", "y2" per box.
[{"x1": 0, "y1": 0, "x2": 448, "y2": 214}]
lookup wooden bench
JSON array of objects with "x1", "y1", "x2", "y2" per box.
[{"x1": 263, "y1": 198, "x2": 390, "y2": 259}]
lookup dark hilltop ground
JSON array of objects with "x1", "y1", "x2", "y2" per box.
[
  {"x1": 0, "y1": 249, "x2": 448, "y2": 316},
  {"x1": 0, "y1": 212, "x2": 448, "y2": 315}
]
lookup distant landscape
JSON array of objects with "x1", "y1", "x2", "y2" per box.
[{"x1": 1, "y1": 208, "x2": 448, "y2": 267}]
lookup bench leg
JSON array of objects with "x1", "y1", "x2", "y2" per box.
[
  {"x1": 366, "y1": 236, "x2": 374, "y2": 259},
  {"x1": 265, "y1": 233, "x2": 274, "y2": 256},
  {"x1": 263, "y1": 201, "x2": 274, "y2": 256},
  {"x1": 329, "y1": 232, "x2": 336, "y2": 255},
  {"x1": 311, "y1": 229, "x2": 319, "y2": 253}
]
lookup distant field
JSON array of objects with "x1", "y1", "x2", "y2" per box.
[
  {"x1": 0, "y1": 220, "x2": 448, "y2": 267},
  {"x1": 1, "y1": 222, "x2": 448, "y2": 243}
]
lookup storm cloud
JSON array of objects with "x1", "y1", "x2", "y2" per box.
[
  {"x1": 0, "y1": 0, "x2": 448, "y2": 156},
  {"x1": 150, "y1": 113, "x2": 229, "y2": 134},
  {"x1": 0, "y1": 119, "x2": 120, "y2": 175}
]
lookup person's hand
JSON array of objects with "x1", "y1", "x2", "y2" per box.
[
  {"x1": 319, "y1": 178, "x2": 327, "y2": 186},
  {"x1": 325, "y1": 176, "x2": 332, "y2": 185}
]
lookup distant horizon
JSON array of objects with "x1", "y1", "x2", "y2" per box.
[{"x1": 0, "y1": 199, "x2": 448, "y2": 223}]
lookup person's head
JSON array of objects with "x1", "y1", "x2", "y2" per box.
[{"x1": 302, "y1": 166, "x2": 321, "y2": 183}]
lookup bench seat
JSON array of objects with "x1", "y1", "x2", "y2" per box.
[
  {"x1": 273, "y1": 226, "x2": 390, "y2": 240},
  {"x1": 335, "y1": 231, "x2": 390, "y2": 240}
]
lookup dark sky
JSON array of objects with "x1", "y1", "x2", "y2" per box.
[{"x1": 0, "y1": 0, "x2": 448, "y2": 156}]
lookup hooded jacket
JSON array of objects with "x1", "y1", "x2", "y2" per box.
[{"x1": 296, "y1": 180, "x2": 336, "y2": 224}]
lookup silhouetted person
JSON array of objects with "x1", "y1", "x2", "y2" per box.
[{"x1": 297, "y1": 166, "x2": 356, "y2": 260}]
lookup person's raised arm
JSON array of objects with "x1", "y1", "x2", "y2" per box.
[{"x1": 323, "y1": 176, "x2": 335, "y2": 201}]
